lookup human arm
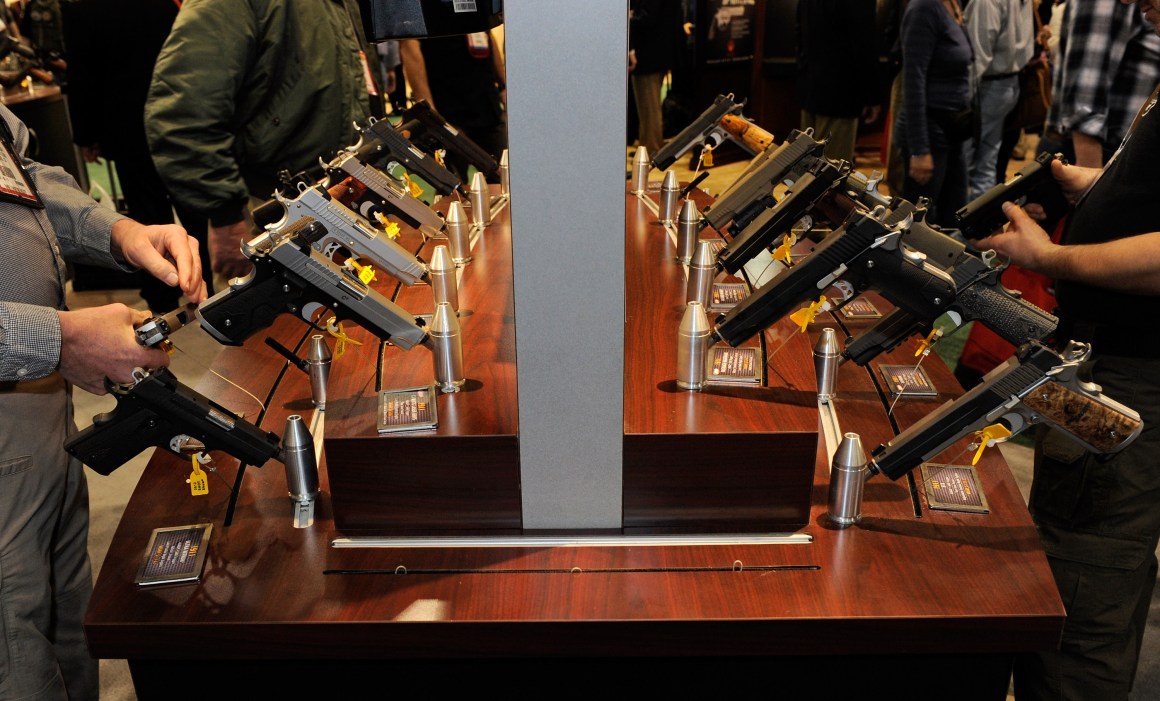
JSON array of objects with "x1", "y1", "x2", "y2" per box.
[
  {"x1": 400, "y1": 38, "x2": 435, "y2": 112},
  {"x1": 1053, "y1": 1, "x2": 1145, "y2": 159},
  {"x1": 971, "y1": 202, "x2": 1160, "y2": 294},
  {"x1": 900, "y1": 2, "x2": 939, "y2": 178},
  {"x1": 145, "y1": 0, "x2": 252, "y2": 234}
]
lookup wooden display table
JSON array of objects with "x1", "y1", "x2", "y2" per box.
[{"x1": 83, "y1": 184, "x2": 1064, "y2": 700}]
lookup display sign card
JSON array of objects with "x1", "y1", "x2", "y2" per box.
[
  {"x1": 879, "y1": 364, "x2": 938, "y2": 397},
  {"x1": 706, "y1": 346, "x2": 762, "y2": 385},
  {"x1": 135, "y1": 524, "x2": 212, "y2": 587},
  {"x1": 378, "y1": 385, "x2": 439, "y2": 433},
  {"x1": 920, "y1": 463, "x2": 990, "y2": 514},
  {"x1": 710, "y1": 282, "x2": 748, "y2": 311},
  {"x1": 837, "y1": 297, "x2": 882, "y2": 319}
]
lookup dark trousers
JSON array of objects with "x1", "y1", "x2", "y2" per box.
[{"x1": 1014, "y1": 354, "x2": 1160, "y2": 700}]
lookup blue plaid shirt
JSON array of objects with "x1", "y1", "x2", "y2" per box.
[{"x1": 1048, "y1": 0, "x2": 1160, "y2": 148}]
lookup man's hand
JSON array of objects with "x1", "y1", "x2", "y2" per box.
[
  {"x1": 909, "y1": 153, "x2": 934, "y2": 185},
  {"x1": 970, "y1": 201, "x2": 1059, "y2": 269},
  {"x1": 209, "y1": 221, "x2": 255, "y2": 280},
  {"x1": 111, "y1": 220, "x2": 208, "y2": 303},
  {"x1": 57, "y1": 304, "x2": 172, "y2": 395}
]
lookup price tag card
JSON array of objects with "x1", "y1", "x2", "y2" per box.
[
  {"x1": 837, "y1": 297, "x2": 882, "y2": 319},
  {"x1": 710, "y1": 282, "x2": 748, "y2": 311},
  {"x1": 879, "y1": 364, "x2": 938, "y2": 397},
  {"x1": 135, "y1": 524, "x2": 212, "y2": 587},
  {"x1": 920, "y1": 463, "x2": 990, "y2": 514},
  {"x1": 378, "y1": 385, "x2": 439, "y2": 433},
  {"x1": 705, "y1": 346, "x2": 762, "y2": 385}
]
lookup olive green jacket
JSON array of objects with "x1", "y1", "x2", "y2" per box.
[{"x1": 145, "y1": 0, "x2": 382, "y2": 225}]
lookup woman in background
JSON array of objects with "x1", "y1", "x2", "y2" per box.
[{"x1": 896, "y1": 0, "x2": 973, "y2": 226}]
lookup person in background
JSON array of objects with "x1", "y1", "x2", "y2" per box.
[
  {"x1": 970, "y1": 3, "x2": 1160, "y2": 696},
  {"x1": 962, "y1": 0, "x2": 1035, "y2": 200},
  {"x1": 995, "y1": 0, "x2": 1054, "y2": 177},
  {"x1": 0, "y1": 102, "x2": 206, "y2": 701},
  {"x1": 146, "y1": 0, "x2": 383, "y2": 282},
  {"x1": 400, "y1": 27, "x2": 507, "y2": 184},
  {"x1": 795, "y1": 0, "x2": 883, "y2": 164},
  {"x1": 378, "y1": 39, "x2": 406, "y2": 115},
  {"x1": 62, "y1": 0, "x2": 213, "y2": 313},
  {"x1": 1040, "y1": 0, "x2": 1160, "y2": 166},
  {"x1": 628, "y1": 0, "x2": 682, "y2": 158},
  {"x1": 896, "y1": 0, "x2": 973, "y2": 227}
]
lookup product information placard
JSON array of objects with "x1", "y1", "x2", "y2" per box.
[
  {"x1": 135, "y1": 524, "x2": 212, "y2": 587},
  {"x1": 378, "y1": 385, "x2": 439, "y2": 433},
  {"x1": 879, "y1": 364, "x2": 938, "y2": 397},
  {"x1": 921, "y1": 463, "x2": 990, "y2": 514}
]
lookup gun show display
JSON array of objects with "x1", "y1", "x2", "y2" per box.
[
  {"x1": 69, "y1": 128, "x2": 519, "y2": 485},
  {"x1": 83, "y1": 107, "x2": 1081, "y2": 697},
  {"x1": 630, "y1": 141, "x2": 1141, "y2": 533}
]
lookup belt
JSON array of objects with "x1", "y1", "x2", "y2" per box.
[{"x1": 982, "y1": 71, "x2": 1020, "y2": 81}]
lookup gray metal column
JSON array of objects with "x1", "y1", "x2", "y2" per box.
[{"x1": 504, "y1": 2, "x2": 627, "y2": 528}]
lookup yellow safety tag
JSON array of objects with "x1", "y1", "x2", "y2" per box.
[
  {"x1": 434, "y1": 149, "x2": 447, "y2": 167},
  {"x1": 789, "y1": 295, "x2": 828, "y2": 333},
  {"x1": 971, "y1": 423, "x2": 1013, "y2": 465},
  {"x1": 348, "y1": 258, "x2": 377, "y2": 284},
  {"x1": 404, "y1": 174, "x2": 423, "y2": 199},
  {"x1": 188, "y1": 455, "x2": 209, "y2": 496},
  {"x1": 326, "y1": 318, "x2": 363, "y2": 357},
  {"x1": 372, "y1": 212, "x2": 403, "y2": 240},
  {"x1": 772, "y1": 232, "x2": 797, "y2": 266},
  {"x1": 914, "y1": 327, "x2": 943, "y2": 358},
  {"x1": 701, "y1": 146, "x2": 714, "y2": 168}
]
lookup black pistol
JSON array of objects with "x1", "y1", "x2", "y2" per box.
[
  {"x1": 64, "y1": 366, "x2": 282, "y2": 476},
  {"x1": 954, "y1": 151, "x2": 1065, "y2": 241}
]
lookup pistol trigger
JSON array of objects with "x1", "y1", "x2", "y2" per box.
[{"x1": 92, "y1": 409, "x2": 118, "y2": 427}]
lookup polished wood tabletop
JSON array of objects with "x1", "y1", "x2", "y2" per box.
[{"x1": 84, "y1": 183, "x2": 1064, "y2": 698}]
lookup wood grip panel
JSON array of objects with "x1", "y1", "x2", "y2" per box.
[
  {"x1": 1021, "y1": 381, "x2": 1142, "y2": 453},
  {"x1": 718, "y1": 113, "x2": 775, "y2": 153}
]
